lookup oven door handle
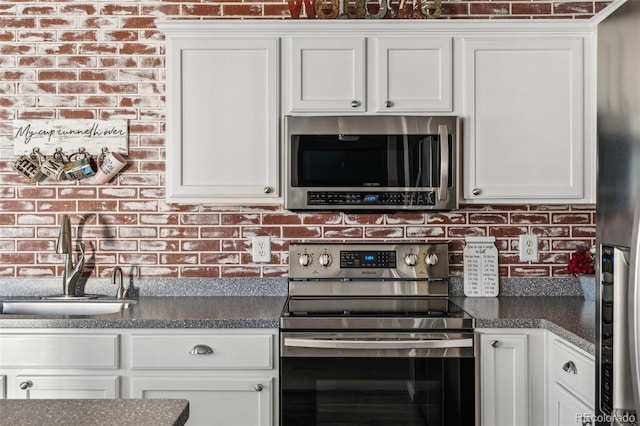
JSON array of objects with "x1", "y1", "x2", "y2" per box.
[
  {"x1": 283, "y1": 337, "x2": 473, "y2": 350},
  {"x1": 437, "y1": 124, "x2": 449, "y2": 201}
]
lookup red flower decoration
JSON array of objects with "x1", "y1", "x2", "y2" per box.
[{"x1": 568, "y1": 247, "x2": 595, "y2": 276}]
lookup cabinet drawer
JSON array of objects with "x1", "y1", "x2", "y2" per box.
[
  {"x1": 549, "y1": 337, "x2": 594, "y2": 405},
  {"x1": 0, "y1": 334, "x2": 119, "y2": 368},
  {"x1": 130, "y1": 334, "x2": 273, "y2": 369}
]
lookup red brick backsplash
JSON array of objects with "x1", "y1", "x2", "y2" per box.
[
  {"x1": 0, "y1": 205, "x2": 596, "y2": 279},
  {"x1": 0, "y1": 2, "x2": 601, "y2": 280}
]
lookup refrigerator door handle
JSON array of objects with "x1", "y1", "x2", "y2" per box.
[{"x1": 628, "y1": 187, "x2": 640, "y2": 415}]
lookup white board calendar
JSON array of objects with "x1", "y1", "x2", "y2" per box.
[{"x1": 463, "y1": 236, "x2": 499, "y2": 297}]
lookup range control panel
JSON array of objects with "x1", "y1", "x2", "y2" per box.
[{"x1": 289, "y1": 243, "x2": 449, "y2": 281}]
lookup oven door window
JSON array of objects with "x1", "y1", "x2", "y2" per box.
[
  {"x1": 292, "y1": 134, "x2": 453, "y2": 188},
  {"x1": 281, "y1": 357, "x2": 474, "y2": 426}
]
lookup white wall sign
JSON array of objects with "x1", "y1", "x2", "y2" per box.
[
  {"x1": 463, "y1": 236, "x2": 499, "y2": 297},
  {"x1": 13, "y1": 119, "x2": 129, "y2": 156}
]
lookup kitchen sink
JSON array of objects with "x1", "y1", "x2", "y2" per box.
[{"x1": 0, "y1": 299, "x2": 135, "y2": 316}]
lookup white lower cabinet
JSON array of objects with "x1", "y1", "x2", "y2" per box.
[
  {"x1": 547, "y1": 334, "x2": 595, "y2": 426},
  {"x1": 0, "y1": 328, "x2": 279, "y2": 425},
  {"x1": 131, "y1": 377, "x2": 273, "y2": 426},
  {"x1": 0, "y1": 331, "x2": 121, "y2": 399},
  {"x1": 14, "y1": 375, "x2": 119, "y2": 399},
  {"x1": 126, "y1": 329, "x2": 278, "y2": 426},
  {"x1": 478, "y1": 329, "x2": 545, "y2": 426},
  {"x1": 479, "y1": 329, "x2": 595, "y2": 426}
]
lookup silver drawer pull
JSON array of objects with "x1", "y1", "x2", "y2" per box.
[
  {"x1": 562, "y1": 360, "x2": 578, "y2": 374},
  {"x1": 189, "y1": 344, "x2": 214, "y2": 355},
  {"x1": 491, "y1": 340, "x2": 500, "y2": 348},
  {"x1": 254, "y1": 384, "x2": 264, "y2": 392},
  {"x1": 19, "y1": 381, "x2": 32, "y2": 390}
]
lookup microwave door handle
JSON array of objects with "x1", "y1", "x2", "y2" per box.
[
  {"x1": 283, "y1": 337, "x2": 473, "y2": 350},
  {"x1": 438, "y1": 124, "x2": 449, "y2": 201}
]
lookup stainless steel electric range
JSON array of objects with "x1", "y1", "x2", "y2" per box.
[{"x1": 280, "y1": 242, "x2": 477, "y2": 426}]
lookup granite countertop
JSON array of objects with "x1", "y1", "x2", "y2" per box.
[
  {"x1": 452, "y1": 296, "x2": 596, "y2": 355},
  {"x1": 0, "y1": 295, "x2": 287, "y2": 329},
  {"x1": 0, "y1": 399, "x2": 189, "y2": 426},
  {"x1": 0, "y1": 278, "x2": 595, "y2": 355}
]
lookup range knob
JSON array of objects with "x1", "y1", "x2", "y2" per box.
[
  {"x1": 318, "y1": 253, "x2": 332, "y2": 267},
  {"x1": 298, "y1": 253, "x2": 312, "y2": 267},
  {"x1": 404, "y1": 253, "x2": 418, "y2": 267},
  {"x1": 425, "y1": 253, "x2": 439, "y2": 266}
]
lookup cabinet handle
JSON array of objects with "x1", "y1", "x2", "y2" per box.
[
  {"x1": 491, "y1": 340, "x2": 500, "y2": 348},
  {"x1": 562, "y1": 360, "x2": 578, "y2": 374},
  {"x1": 254, "y1": 383, "x2": 264, "y2": 392},
  {"x1": 384, "y1": 101, "x2": 393, "y2": 108},
  {"x1": 263, "y1": 187, "x2": 273, "y2": 194},
  {"x1": 189, "y1": 344, "x2": 214, "y2": 355},
  {"x1": 472, "y1": 188, "x2": 481, "y2": 196},
  {"x1": 351, "y1": 100, "x2": 360, "y2": 108},
  {"x1": 19, "y1": 381, "x2": 32, "y2": 390}
]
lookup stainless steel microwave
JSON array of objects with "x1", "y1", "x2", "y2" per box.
[{"x1": 284, "y1": 115, "x2": 460, "y2": 211}]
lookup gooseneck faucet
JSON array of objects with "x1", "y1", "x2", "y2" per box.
[
  {"x1": 112, "y1": 266, "x2": 128, "y2": 299},
  {"x1": 56, "y1": 215, "x2": 85, "y2": 297}
]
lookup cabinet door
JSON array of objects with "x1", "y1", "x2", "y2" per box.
[
  {"x1": 165, "y1": 37, "x2": 280, "y2": 204},
  {"x1": 131, "y1": 377, "x2": 272, "y2": 426},
  {"x1": 548, "y1": 381, "x2": 594, "y2": 426},
  {"x1": 480, "y1": 334, "x2": 529, "y2": 426},
  {"x1": 14, "y1": 375, "x2": 119, "y2": 399},
  {"x1": 374, "y1": 37, "x2": 452, "y2": 112},
  {"x1": 463, "y1": 37, "x2": 588, "y2": 203},
  {"x1": 288, "y1": 37, "x2": 366, "y2": 112}
]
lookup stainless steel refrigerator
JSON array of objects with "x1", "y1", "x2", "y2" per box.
[{"x1": 597, "y1": 0, "x2": 640, "y2": 424}]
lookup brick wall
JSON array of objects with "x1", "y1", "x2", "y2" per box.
[{"x1": 0, "y1": 1, "x2": 600, "y2": 280}]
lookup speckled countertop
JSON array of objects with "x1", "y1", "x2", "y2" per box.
[
  {"x1": 0, "y1": 399, "x2": 189, "y2": 426},
  {"x1": 452, "y1": 296, "x2": 596, "y2": 355},
  {"x1": 0, "y1": 295, "x2": 286, "y2": 329},
  {"x1": 0, "y1": 278, "x2": 596, "y2": 355}
]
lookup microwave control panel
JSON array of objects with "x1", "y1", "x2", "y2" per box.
[{"x1": 308, "y1": 191, "x2": 436, "y2": 206}]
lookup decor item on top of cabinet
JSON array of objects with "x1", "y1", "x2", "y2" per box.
[
  {"x1": 292, "y1": 0, "x2": 440, "y2": 18},
  {"x1": 463, "y1": 236, "x2": 499, "y2": 297},
  {"x1": 365, "y1": 0, "x2": 388, "y2": 18},
  {"x1": 568, "y1": 245, "x2": 596, "y2": 301},
  {"x1": 288, "y1": 0, "x2": 303, "y2": 18},
  {"x1": 315, "y1": 0, "x2": 339, "y2": 18}
]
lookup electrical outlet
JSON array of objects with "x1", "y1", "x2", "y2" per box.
[
  {"x1": 519, "y1": 234, "x2": 538, "y2": 262},
  {"x1": 252, "y1": 236, "x2": 271, "y2": 263}
]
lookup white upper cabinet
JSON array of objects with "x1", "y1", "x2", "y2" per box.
[
  {"x1": 285, "y1": 34, "x2": 452, "y2": 114},
  {"x1": 159, "y1": 23, "x2": 280, "y2": 204},
  {"x1": 462, "y1": 36, "x2": 594, "y2": 204},
  {"x1": 288, "y1": 37, "x2": 366, "y2": 113},
  {"x1": 158, "y1": 20, "x2": 595, "y2": 205},
  {"x1": 374, "y1": 37, "x2": 452, "y2": 112}
]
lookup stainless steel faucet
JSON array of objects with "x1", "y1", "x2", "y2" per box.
[
  {"x1": 112, "y1": 266, "x2": 128, "y2": 299},
  {"x1": 56, "y1": 215, "x2": 85, "y2": 297}
]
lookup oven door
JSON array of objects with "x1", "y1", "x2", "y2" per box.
[{"x1": 280, "y1": 331, "x2": 477, "y2": 426}]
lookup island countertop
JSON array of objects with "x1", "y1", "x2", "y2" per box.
[{"x1": 0, "y1": 399, "x2": 189, "y2": 426}]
